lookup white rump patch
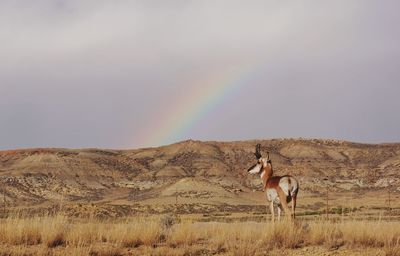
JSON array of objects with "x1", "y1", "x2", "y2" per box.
[
  {"x1": 279, "y1": 177, "x2": 290, "y2": 196},
  {"x1": 279, "y1": 176, "x2": 299, "y2": 197}
]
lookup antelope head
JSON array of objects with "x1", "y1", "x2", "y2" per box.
[{"x1": 247, "y1": 144, "x2": 271, "y2": 174}]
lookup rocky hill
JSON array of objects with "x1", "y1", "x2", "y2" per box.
[{"x1": 0, "y1": 139, "x2": 399, "y2": 217}]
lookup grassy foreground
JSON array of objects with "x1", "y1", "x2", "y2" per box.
[{"x1": 0, "y1": 215, "x2": 399, "y2": 256}]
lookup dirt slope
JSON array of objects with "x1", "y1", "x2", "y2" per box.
[{"x1": 0, "y1": 139, "x2": 399, "y2": 217}]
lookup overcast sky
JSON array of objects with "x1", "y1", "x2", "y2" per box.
[{"x1": 1, "y1": 1, "x2": 399, "y2": 150}]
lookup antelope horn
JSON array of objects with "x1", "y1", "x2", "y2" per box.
[{"x1": 254, "y1": 144, "x2": 262, "y2": 159}]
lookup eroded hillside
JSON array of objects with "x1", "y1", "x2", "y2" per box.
[{"x1": 0, "y1": 139, "x2": 399, "y2": 217}]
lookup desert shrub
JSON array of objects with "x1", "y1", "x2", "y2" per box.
[
  {"x1": 160, "y1": 214, "x2": 179, "y2": 230},
  {"x1": 41, "y1": 215, "x2": 68, "y2": 248},
  {"x1": 307, "y1": 221, "x2": 343, "y2": 249},
  {"x1": 167, "y1": 222, "x2": 203, "y2": 247},
  {"x1": 119, "y1": 218, "x2": 162, "y2": 247},
  {"x1": 0, "y1": 217, "x2": 42, "y2": 245},
  {"x1": 89, "y1": 248, "x2": 124, "y2": 256}
]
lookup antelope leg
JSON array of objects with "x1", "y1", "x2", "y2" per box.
[
  {"x1": 291, "y1": 195, "x2": 296, "y2": 219},
  {"x1": 270, "y1": 201, "x2": 275, "y2": 223},
  {"x1": 277, "y1": 204, "x2": 282, "y2": 221},
  {"x1": 276, "y1": 187, "x2": 292, "y2": 220}
]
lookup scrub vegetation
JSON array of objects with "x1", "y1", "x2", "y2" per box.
[{"x1": 0, "y1": 214, "x2": 399, "y2": 256}]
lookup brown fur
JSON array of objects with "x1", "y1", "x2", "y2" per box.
[
  {"x1": 261, "y1": 162, "x2": 291, "y2": 190},
  {"x1": 261, "y1": 163, "x2": 273, "y2": 190},
  {"x1": 266, "y1": 176, "x2": 282, "y2": 188},
  {"x1": 261, "y1": 163, "x2": 296, "y2": 220}
]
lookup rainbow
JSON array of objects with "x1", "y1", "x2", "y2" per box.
[{"x1": 135, "y1": 64, "x2": 260, "y2": 148}]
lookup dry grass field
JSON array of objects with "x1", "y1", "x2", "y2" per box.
[{"x1": 0, "y1": 214, "x2": 399, "y2": 256}]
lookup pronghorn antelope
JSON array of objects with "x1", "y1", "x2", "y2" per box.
[{"x1": 247, "y1": 144, "x2": 299, "y2": 221}]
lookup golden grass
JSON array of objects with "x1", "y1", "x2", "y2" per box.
[
  {"x1": 0, "y1": 215, "x2": 399, "y2": 255},
  {"x1": 120, "y1": 219, "x2": 161, "y2": 247}
]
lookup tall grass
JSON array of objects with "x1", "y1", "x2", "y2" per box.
[{"x1": 0, "y1": 215, "x2": 399, "y2": 255}]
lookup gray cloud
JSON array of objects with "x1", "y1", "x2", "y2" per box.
[{"x1": 1, "y1": 0, "x2": 399, "y2": 149}]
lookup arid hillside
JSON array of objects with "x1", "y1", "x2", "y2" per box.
[{"x1": 0, "y1": 139, "x2": 399, "y2": 217}]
